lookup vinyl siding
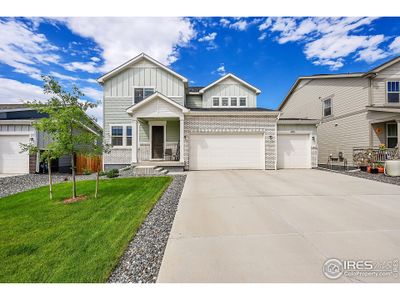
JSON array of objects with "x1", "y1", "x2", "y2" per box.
[
  {"x1": 281, "y1": 77, "x2": 369, "y2": 119},
  {"x1": 371, "y1": 61, "x2": 400, "y2": 106},
  {"x1": 203, "y1": 77, "x2": 257, "y2": 108},
  {"x1": 186, "y1": 95, "x2": 202, "y2": 108}
]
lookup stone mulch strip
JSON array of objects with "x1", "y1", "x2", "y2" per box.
[
  {"x1": 317, "y1": 166, "x2": 400, "y2": 186},
  {"x1": 108, "y1": 174, "x2": 186, "y2": 283}
]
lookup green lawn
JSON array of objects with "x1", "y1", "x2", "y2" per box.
[{"x1": 0, "y1": 176, "x2": 172, "y2": 283}]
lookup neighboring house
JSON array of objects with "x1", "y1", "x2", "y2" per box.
[
  {"x1": 279, "y1": 56, "x2": 400, "y2": 166},
  {"x1": 98, "y1": 53, "x2": 318, "y2": 171},
  {"x1": 0, "y1": 104, "x2": 102, "y2": 174}
]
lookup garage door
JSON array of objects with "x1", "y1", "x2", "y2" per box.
[
  {"x1": 277, "y1": 133, "x2": 311, "y2": 169},
  {"x1": 189, "y1": 134, "x2": 265, "y2": 170},
  {"x1": 0, "y1": 135, "x2": 30, "y2": 174}
]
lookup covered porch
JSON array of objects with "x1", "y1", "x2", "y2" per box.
[{"x1": 126, "y1": 92, "x2": 188, "y2": 165}]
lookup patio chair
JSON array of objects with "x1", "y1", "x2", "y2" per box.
[{"x1": 164, "y1": 148, "x2": 173, "y2": 160}]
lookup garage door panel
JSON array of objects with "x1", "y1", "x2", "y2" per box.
[
  {"x1": 190, "y1": 134, "x2": 265, "y2": 170},
  {"x1": 278, "y1": 134, "x2": 310, "y2": 169},
  {"x1": 0, "y1": 135, "x2": 30, "y2": 173}
]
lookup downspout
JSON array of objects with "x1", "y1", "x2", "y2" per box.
[{"x1": 275, "y1": 112, "x2": 281, "y2": 170}]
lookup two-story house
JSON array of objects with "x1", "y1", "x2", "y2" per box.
[
  {"x1": 279, "y1": 56, "x2": 400, "y2": 166},
  {"x1": 98, "y1": 53, "x2": 318, "y2": 171}
]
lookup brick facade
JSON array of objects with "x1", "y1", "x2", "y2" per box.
[
  {"x1": 29, "y1": 154, "x2": 37, "y2": 174},
  {"x1": 184, "y1": 114, "x2": 278, "y2": 170}
]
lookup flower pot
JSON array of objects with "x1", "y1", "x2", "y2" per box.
[
  {"x1": 360, "y1": 166, "x2": 368, "y2": 172},
  {"x1": 377, "y1": 167, "x2": 384, "y2": 173},
  {"x1": 385, "y1": 160, "x2": 400, "y2": 177},
  {"x1": 370, "y1": 168, "x2": 379, "y2": 174},
  {"x1": 367, "y1": 166, "x2": 372, "y2": 173}
]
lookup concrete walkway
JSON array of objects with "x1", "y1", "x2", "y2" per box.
[{"x1": 158, "y1": 169, "x2": 400, "y2": 283}]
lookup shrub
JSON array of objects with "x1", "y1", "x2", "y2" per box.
[
  {"x1": 106, "y1": 169, "x2": 119, "y2": 178},
  {"x1": 98, "y1": 170, "x2": 106, "y2": 176},
  {"x1": 82, "y1": 169, "x2": 92, "y2": 175}
]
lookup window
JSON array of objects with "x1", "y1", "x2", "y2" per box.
[
  {"x1": 323, "y1": 98, "x2": 332, "y2": 117},
  {"x1": 230, "y1": 97, "x2": 237, "y2": 106},
  {"x1": 212, "y1": 97, "x2": 219, "y2": 107},
  {"x1": 221, "y1": 97, "x2": 229, "y2": 106},
  {"x1": 239, "y1": 97, "x2": 246, "y2": 107},
  {"x1": 134, "y1": 87, "x2": 155, "y2": 104},
  {"x1": 126, "y1": 126, "x2": 132, "y2": 146},
  {"x1": 111, "y1": 126, "x2": 123, "y2": 146},
  {"x1": 387, "y1": 81, "x2": 400, "y2": 103},
  {"x1": 387, "y1": 123, "x2": 398, "y2": 148}
]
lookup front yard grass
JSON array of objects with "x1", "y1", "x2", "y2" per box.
[{"x1": 0, "y1": 176, "x2": 172, "y2": 283}]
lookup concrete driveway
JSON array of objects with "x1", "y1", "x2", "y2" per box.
[{"x1": 158, "y1": 169, "x2": 400, "y2": 283}]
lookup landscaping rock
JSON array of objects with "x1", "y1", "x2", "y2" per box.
[{"x1": 108, "y1": 174, "x2": 186, "y2": 283}]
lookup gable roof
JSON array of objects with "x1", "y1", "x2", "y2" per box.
[
  {"x1": 199, "y1": 73, "x2": 261, "y2": 94},
  {"x1": 97, "y1": 53, "x2": 188, "y2": 84},
  {"x1": 126, "y1": 92, "x2": 189, "y2": 114},
  {"x1": 278, "y1": 55, "x2": 400, "y2": 110}
]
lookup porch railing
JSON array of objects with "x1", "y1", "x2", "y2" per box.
[{"x1": 353, "y1": 147, "x2": 399, "y2": 166}]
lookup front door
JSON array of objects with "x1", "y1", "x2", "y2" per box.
[{"x1": 152, "y1": 126, "x2": 164, "y2": 159}]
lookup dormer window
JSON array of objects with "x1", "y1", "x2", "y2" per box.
[
  {"x1": 134, "y1": 87, "x2": 155, "y2": 104},
  {"x1": 387, "y1": 81, "x2": 400, "y2": 103}
]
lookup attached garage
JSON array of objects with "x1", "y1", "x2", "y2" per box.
[
  {"x1": 189, "y1": 134, "x2": 265, "y2": 170},
  {"x1": 278, "y1": 133, "x2": 311, "y2": 169},
  {"x1": 0, "y1": 135, "x2": 30, "y2": 174}
]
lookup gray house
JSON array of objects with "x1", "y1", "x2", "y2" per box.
[
  {"x1": 0, "y1": 104, "x2": 102, "y2": 174},
  {"x1": 99, "y1": 53, "x2": 318, "y2": 171},
  {"x1": 279, "y1": 56, "x2": 400, "y2": 166}
]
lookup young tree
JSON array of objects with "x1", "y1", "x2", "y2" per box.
[
  {"x1": 89, "y1": 141, "x2": 111, "y2": 199},
  {"x1": 28, "y1": 76, "x2": 100, "y2": 199}
]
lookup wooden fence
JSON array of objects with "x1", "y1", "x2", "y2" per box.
[{"x1": 76, "y1": 154, "x2": 102, "y2": 174}]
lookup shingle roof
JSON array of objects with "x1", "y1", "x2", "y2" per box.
[
  {"x1": 188, "y1": 86, "x2": 204, "y2": 93},
  {"x1": 0, "y1": 104, "x2": 29, "y2": 110},
  {"x1": 189, "y1": 107, "x2": 275, "y2": 112}
]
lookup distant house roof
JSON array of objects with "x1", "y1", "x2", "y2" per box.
[
  {"x1": 278, "y1": 55, "x2": 400, "y2": 110},
  {"x1": 188, "y1": 86, "x2": 204, "y2": 93},
  {"x1": 97, "y1": 53, "x2": 188, "y2": 84},
  {"x1": 0, "y1": 103, "x2": 29, "y2": 110}
]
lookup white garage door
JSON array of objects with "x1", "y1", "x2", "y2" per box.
[
  {"x1": 278, "y1": 134, "x2": 311, "y2": 169},
  {"x1": 0, "y1": 135, "x2": 30, "y2": 174},
  {"x1": 189, "y1": 134, "x2": 265, "y2": 170}
]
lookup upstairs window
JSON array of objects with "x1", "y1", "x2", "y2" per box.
[
  {"x1": 230, "y1": 97, "x2": 237, "y2": 106},
  {"x1": 387, "y1": 81, "x2": 400, "y2": 103},
  {"x1": 134, "y1": 87, "x2": 155, "y2": 104},
  {"x1": 323, "y1": 98, "x2": 332, "y2": 117},
  {"x1": 239, "y1": 97, "x2": 247, "y2": 107},
  {"x1": 221, "y1": 97, "x2": 229, "y2": 106},
  {"x1": 212, "y1": 97, "x2": 219, "y2": 107},
  {"x1": 111, "y1": 126, "x2": 123, "y2": 146},
  {"x1": 126, "y1": 126, "x2": 132, "y2": 146}
]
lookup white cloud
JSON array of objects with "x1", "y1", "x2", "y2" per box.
[
  {"x1": 81, "y1": 87, "x2": 102, "y2": 102},
  {"x1": 389, "y1": 37, "x2": 400, "y2": 54},
  {"x1": 198, "y1": 32, "x2": 217, "y2": 42},
  {"x1": 230, "y1": 20, "x2": 249, "y2": 31},
  {"x1": 90, "y1": 56, "x2": 101, "y2": 62},
  {"x1": 49, "y1": 71, "x2": 78, "y2": 81},
  {"x1": 259, "y1": 17, "x2": 391, "y2": 70},
  {"x1": 0, "y1": 19, "x2": 60, "y2": 80},
  {"x1": 60, "y1": 17, "x2": 196, "y2": 73},
  {"x1": 0, "y1": 78, "x2": 47, "y2": 103},
  {"x1": 258, "y1": 32, "x2": 267, "y2": 41},
  {"x1": 215, "y1": 64, "x2": 226, "y2": 76},
  {"x1": 85, "y1": 103, "x2": 103, "y2": 127},
  {"x1": 220, "y1": 18, "x2": 230, "y2": 27},
  {"x1": 64, "y1": 61, "x2": 99, "y2": 73},
  {"x1": 86, "y1": 78, "x2": 99, "y2": 84}
]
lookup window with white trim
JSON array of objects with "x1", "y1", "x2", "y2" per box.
[
  {"x1": 212, "y1": 97, "x2": 219, "y2": 107},
  {"x1": 126, "y1": 126, "x2": 132, "y2": 146},
  {"x1": 221, "y1": 97, "x2": 229, "y2": 106},
  {"x1": 230, "y1": 97, "x2": 237, "y2": 106},
  {"x1": 239, "y1": 97, "x2": 247, "y2": 107},
  {"x1": 323, "y1": 98, "x2": 332, "y2": 117},
  {"x1": 134, "y1": 87, "x2": 155, "y2": 104},
  {"x1": 111, "y1": 126, "x2": 123, "y2": 146},
  {"x1": 387, "y1": 123, "x2": 398, "y2": 148},
  {"x1": 387, "y1": 81, "x2": 400, "y2": 103}
]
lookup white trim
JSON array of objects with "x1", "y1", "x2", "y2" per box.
[
  {"x1": 277, "y1": 131, "x2": 313, "y2": 169},
  {"x1": 322, "y1": 97, "x2": 333, "y2": 118},
  {"x1": 186, "y1": 110, "x2": 279, "y2": 116},
  {"x1": 149, "y1": 121, "x2": 166, "y2": 160},
  {"x1": 386, "y1": 122, "x2": 398, "y2": 147},
  {"x1": 126, "y1": 92, "x2": 189, "y2": 114},
  {"x1": 132, "y1": 86, "x2": 156, "y2": 104},
  {"x1": 179, "y1": 117, "x2": 184, "y2": 163},
  {"x1": 199, "y1": 73, "x2": 261, "y2": 94},
  {"x1": 109, "y1": 124, "x2": 131, "y2": 148},
  {"x1": 385, "y1": 80, "x2": 400, "y2": 104},
  {"x1": 211, "y1": 96, "x2": 248, "y2": 108},
  {"x1": 97, "y1": 53, "x2": 188, "y2": 84}
]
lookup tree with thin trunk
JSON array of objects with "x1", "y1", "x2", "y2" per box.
[
  {"x1": 89, "y1": 141, "x2": 111, "y2": 199},
  {"x1": 26, "y1": 76, "x2": 100, "y2": 199}
]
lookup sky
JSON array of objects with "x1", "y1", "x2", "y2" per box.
[{"x1": 1, "y1": 16, "x2": 400, "y2": 126}]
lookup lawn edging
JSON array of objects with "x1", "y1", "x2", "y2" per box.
[{"x1": 108, "y1": 174, "x2": 186, "y2": 283}]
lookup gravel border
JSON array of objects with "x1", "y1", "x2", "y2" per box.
[
  {"x1": 108, "y1": 174, "x2": 186, "y2": 283},
  {"x1": 317, "y1": 166, "x2": 400, "y2": 186}
]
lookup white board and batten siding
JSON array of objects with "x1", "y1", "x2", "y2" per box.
[
  {"x1": 202, "y1": 77, "x2": 257, "y2": 108},
  {"x1": 189, "y1": 134, "x2": 265, "y2": 170}
]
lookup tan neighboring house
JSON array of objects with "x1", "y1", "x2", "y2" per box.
[
  {"x1": 98, "y1": 53, "x2": 318, "y2": 171},
  {"x1": 279, "y1": 56, "x2": 400, "y2": 166}
]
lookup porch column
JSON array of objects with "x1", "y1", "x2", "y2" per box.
[
  {"x1": 132, "y1": 117, "x2": 138, "y2": 163},
  {"x1": 179, "y1": 116, "x2": 184, "y2": 163}
]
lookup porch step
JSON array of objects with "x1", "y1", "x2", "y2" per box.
[{"x1": 120, "y1": 165, "x2": 169, "y2": 176}]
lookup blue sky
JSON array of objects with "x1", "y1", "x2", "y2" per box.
[{"x1": 1, "y1": 17, "x2": 400, "y2": 125}]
